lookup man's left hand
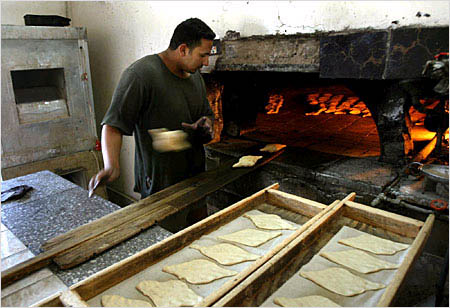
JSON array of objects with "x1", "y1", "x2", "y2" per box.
[{"x1": 182, "y1": 116, "x2": 214, "y2": 143}]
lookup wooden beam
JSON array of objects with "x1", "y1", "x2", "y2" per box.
[
  {"x1": 266, "y1": 189, "x2": 327, "y2": 217},
  {"x1": 344, "y1": 200, "x2": 424, "y2": 238}
]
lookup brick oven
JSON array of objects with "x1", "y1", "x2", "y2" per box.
[{"x1": 202, "y1": 25, "x2": 449, "y2": 219}]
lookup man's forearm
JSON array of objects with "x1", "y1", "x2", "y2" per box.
[{"x1": 101, "y1": 125, "x2": 123, "y2": 170}]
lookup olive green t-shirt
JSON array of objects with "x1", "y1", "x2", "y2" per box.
[{"x1": 102, "y1": 54, "x2": 213, "y2": 198}]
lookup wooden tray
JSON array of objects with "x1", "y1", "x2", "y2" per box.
[
  {"x1": 36, "y1": 183, "x2": 339, "y2": 307},
  {"x1": 213, "y1": 192, "x2": 434, "y2": 307}
]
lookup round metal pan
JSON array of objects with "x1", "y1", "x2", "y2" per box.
[{"x1": 409, "y1": 162, "x2": 449, "y2": 183}]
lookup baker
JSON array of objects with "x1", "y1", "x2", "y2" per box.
[{"x1": 88, "y1": 18, "x2": 216, "y2": 229}]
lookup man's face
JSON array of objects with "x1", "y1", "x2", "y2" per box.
[{"x1": 182, "y1": 38, "x2": 213, "y2": 74}]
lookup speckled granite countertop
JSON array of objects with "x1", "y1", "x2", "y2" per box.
[{"x1": 1, "y1": 170, "x2": 172, "y2": 286}]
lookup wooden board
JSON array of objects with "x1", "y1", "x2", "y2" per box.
[
  {"x1": 1, "y1": 152, "x2": 283, "y2": 287},
  {"x1": 35, "y1": 183, "x2": 331, "y2": 307},
  {"x1": 212, "y1": 196, "x2": 432, "y2": 307}
]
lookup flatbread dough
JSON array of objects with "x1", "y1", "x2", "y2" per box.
[
  {"x1": 162, "y1": 259, "x2": 237, "y2": 284},
  {"x1": 338, "y1": 233, "x2": 409, "y2": 255},
  {"x1": 320, "y1": 249, "x2": 399, "y2": 274},
  {"x1": 218, "y1": 228, "x2": 282, "y2": 247},
  {"x1": 300, "y1": 267, "x2": 385, "y2": 296},
  {"x1": 101, "y1": 295, "x2": 153, "y2": 307},
  {"x1": 260, "y1": 144, "x2": 286, "y2": 153},
  {"x1": 148, "y1": 128, "x2": 191, "y2": 152},
  {"x1": 244, "y1": 212, "x2": 296, "y2": 230},
  {"x1": 232, "y1": 155, "x2": 263, "y2": 168},
  {"x1": 136, "y1": 280, "x2": 202, "y2": 306},
  {"x1": 274, "y1": 295, "x2": 340, "y2": 307},
  {"x1": 190, "y1": 243, "x2": 260, "y2": 265}
]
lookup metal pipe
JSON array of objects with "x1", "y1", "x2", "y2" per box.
[{"x1": 374, "y1": 193, "x2": 448, "y2": 221}]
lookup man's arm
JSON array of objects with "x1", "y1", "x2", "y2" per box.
[{"x1": 88, "y1": 125, "x2": 123, "y2": 196}]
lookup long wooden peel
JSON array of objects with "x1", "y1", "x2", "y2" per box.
[{"x1": 1, "y1": 151, "x2": 283, "y2": 287}]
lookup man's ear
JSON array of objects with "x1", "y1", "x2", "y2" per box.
[{"x1": 178, "y1": 43, "x2": 189, "y2": 57}]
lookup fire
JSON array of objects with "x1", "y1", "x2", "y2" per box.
[
  {"x1": 265, "y1": 94, "x2": 284, "y2": 114},
  {"x1": 408, "y1": 99, "x2": 449, "y2": 142},
  {"x1": 305, "y1": 93, "x2": 371, "y2": 117}
]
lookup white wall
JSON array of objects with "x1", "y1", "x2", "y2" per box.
[
  {"x1": 1, "y1": 1, "x2": 67, "y2": 25},
  {"x1": 2, "y1": 1, "x2": 449, "y2": 199}
]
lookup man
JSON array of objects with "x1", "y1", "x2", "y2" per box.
[{"x1": 89, "y1": 18, "x2": 216, "y2": 228}]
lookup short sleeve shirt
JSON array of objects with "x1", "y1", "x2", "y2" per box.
[{"x1": 101, "y1": 54, "x2": 213, "y2": 197}]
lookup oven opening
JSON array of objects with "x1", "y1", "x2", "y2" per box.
[
  {"x1": 208, "y1": 72, "x2": 380, "y2": 158},
  {"x1": 11, "y1": 68, "x2": 69, "y2": 124}
]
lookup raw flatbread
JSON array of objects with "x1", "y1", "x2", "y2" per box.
[
  {"x1": 320, "y1": 249, "x2": 399, "y2": 273},
  {"x1": 338, "y1": 233, "x2": 409, "y2": 255},
  {"x1": 232, "y1": 155, "x2": 263, "y2": 168},
  {"x1": 260, "y1": 144, "x2": 286, "y2": 153},
  {"x1": 162, "y1": 259, "x2": 237, "y2": 284},
  {"x1": 136, "y1": 280, "x2": 202, "y2": 306},
  {"x1": 190, "y1": 243, "x2": 260, "y2": 265},
  {"x1": 274, "y1": 295, "x2": 340, "y2": 307},
  {"x1": 300, "y1": 267, "x2": 385, "y2": 296},
  {"x1": 101, "y1": 295, "x2": 153, "y2": 307},
  {"x1": 244, "y1": 212, "x2": 296, "y2": 230},
  {"x1": 218, "y1": 228, "x2": 282, "y2": 247}
]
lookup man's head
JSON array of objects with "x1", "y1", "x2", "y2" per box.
[{"x1": 169, "y1": 18, "x2": 216, "y2": 74}]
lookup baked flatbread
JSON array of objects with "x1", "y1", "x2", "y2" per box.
[
  {"x1": 244, "y1": 212, "x2": 296, "y2": 230},
  {"x1": 136, "y1": 280, "x2": 202, "y2": 306},
  {"x1": 190, "y1": 243, "x2": 260, "y2": 265},
  {"x1": 162, "y1": 259, "x2": 237, "y2": 284},
  {"x1": 274, "y1": 295, "x2": 340, "y2": 307},
  {"x1": 232, "y1": 155, "x2": 263, "y2": 168},
  {"x1": 101, "y1": 295, "x2": 153, "y2": 307},
  {"x1": 260, "y1": 144, "x2": 286, "y2": 153},
  {"x1": 338, "y1": 233, "x2": 409, "y2": 255},
  {"x1": 218, "y1": 228, "x2": 282, "y2": 247},
  {"x1": 320, "y1": 249, "x2": 399, "y2": 273},
  {"x1": 300, "y1": 267, "x2": 385, "y2": 296}
]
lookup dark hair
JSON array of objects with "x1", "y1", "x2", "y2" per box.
[{"x1": 169, "y1": 18, "x2": 216, "y2": 50}]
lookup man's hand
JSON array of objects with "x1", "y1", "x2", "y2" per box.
[
  {"x1": 181, "y1": 116, "x2": 214, "y2": 144},
  {"x1": 88, "y1": 167, "x2": 120, "y2": 197}
]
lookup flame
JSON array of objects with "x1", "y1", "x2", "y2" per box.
[
  {"x1": 409, "y1": 99, "x2": 449, "y2": 143},
  {"x1": 305, "y1": 93, "x2": 371, "y2": 117},
  {"x1": 266, "y1": 94, "x2": 284, "y2": 114}
]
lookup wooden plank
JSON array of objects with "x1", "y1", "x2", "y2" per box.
[
  {"x1": 344, "y1": 200, "x2": 424, "y2": 238},
  {"x1": 377, "y1": 214, "x2": 435, "y2": 306},
  {"x1": 201, "y1": 198, "x2": 342, "y2": 307},
  {"x1": 52, "y1": 154, "x2": 283, "y2": 269},
  {"x1": 54, "y1": 205, "x2": 175, "y2": 268},
  {"x1": 71, "y1": 184, "x2": 278, "y2": 300},
  {"x1": 212, "y1": 193, "x2": 356, "y2": 307},
  {"x1": 59, "y1": 290, "x2": 89, "y2": 307},
  {"x1": 266, "y1": 189, "x2": 327, "y2": 217}
]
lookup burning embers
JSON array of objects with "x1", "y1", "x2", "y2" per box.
[
  {"x1": 265, "y1": 94, "x2": 284, "y2": 114},
  {"x1": 304, "y1": 93, "x2": 372, "y2": 117}
]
